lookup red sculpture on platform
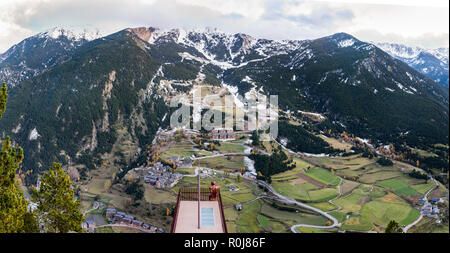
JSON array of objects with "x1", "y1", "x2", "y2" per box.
[{"x1": 209, "y1": 181, "x2": 221, "y2": 201}]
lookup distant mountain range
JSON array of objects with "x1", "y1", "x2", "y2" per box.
[
  {"x1": 0, "y1": 27, "x2": 448, "y2": 180},
  {"x1": 374, "y1": 42, "x2": 449, "y2": 87},
  {"x1": 0, "y1": 27, "x2": 103, "y2": 88}
]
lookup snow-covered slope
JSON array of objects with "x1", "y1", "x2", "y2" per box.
[
  {"x1": 375, "y1": 42, "x2": 449, "y2": 87},
  {"x1": 146, "y1": 27, "x2": 308, "y2": 69},
  {"x1": 0, "y1": 27, "x2": 103, "y2": 87},
  {"x1": 37, "y1": 27, "x2": 103, "y2": 42}
]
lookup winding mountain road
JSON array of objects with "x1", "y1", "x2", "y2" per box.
[
  {"x1": 181, "y1": 139, "x2": 342, "y2": 233},
  {"x1": 192, "y1": 152, "x2": 248, "y2": 160},
  {"x1": 255, "y1": 180, "x2": 339, "y2": 233}
]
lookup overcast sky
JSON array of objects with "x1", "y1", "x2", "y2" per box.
[{"x1": 0, "y1": 0, "x2": 448, "y2": 52}]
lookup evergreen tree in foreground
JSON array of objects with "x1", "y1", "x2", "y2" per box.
[
  {"x1": 32, "y1": 163, "x2": 84, "y2": 233},
  {"x1": 385, "y1": 220, "x2": 403, "y2": 233},
  {"x1": 0, "y1": 82, "x2": 35, "y2": 233},
  {"x1": 0, "y1": 137, "x2": 29, "y2": 233}
]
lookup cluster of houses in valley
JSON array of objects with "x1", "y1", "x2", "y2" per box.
[
  {"x1": 211, "y1": 128, "x2": 235, "y2": 140},
  {"x1": 419, "y1": 198, "x2": 444, "y2": 219},
  {"x1": 242, "y1": 171, "x2": 257, "y2": 180},
  {"x1": 228, "y1": 185, "x2": 240, "y2": 192},
  {"x1": 105, "y1": 208, "x2": 164, "y2": 233},
  {"x1": 93, "y1": 201, "x2": 105, "y2": 210},
  {"x1": 168, "y1": 156, "x2": 193, "y2": 168},
  {"x1": 141, "y1": 161, "x2": 183, "y2": 188}
]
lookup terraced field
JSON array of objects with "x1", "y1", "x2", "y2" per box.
[
  {"x1": 378, "y1": 178, "x2": 420, "y2": 197},
  {"x1": 334, "y1": 191, "x2": 366, "y2": 214},
  {"x1": 360, "y1": 200, "x2": 420, "y2": 227},
  {"x1": 193, "y1": 155, "x2": 245, "y2": 171},
  {"x1": 307, "y1": 155, "x2": 373, "y2": 171},
  {"x1": 215, "y1": 142, "x2": 246, "y2": 153},
  {"x1": 160, "y1": 141, "x2": 196, "y2": 160},
  {"x1": 271, "y1": 157, "x2": 313, "y2": 181},
  {"x1": 410, "y1": 183, "x2": 435, "y2": 194},
  {"x1": 308, "y1": 188, "x2": 340, "y2": 202},
  {"x1": 302, "y1": 167, "x2": 340, "y2": 186},
  {"x1": 317, "y1": 135, "x2": 353, "y2": 152},
  {"x1": 341, "y1": 216, "x2": 373, "y2": 231},
  {"x1": 271, "y1": 182, "x2": 317, "y2": 201}
]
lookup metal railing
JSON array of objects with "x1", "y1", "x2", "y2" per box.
[
  {"x1": 179, "y1": 187, "x2": 212, "y2": 201},
  {"x1": 170, "y1": 190, "x2": 182, "y2": 233},
  {"x1": 217, "y1": 191, "x2": 228, "y2": 233},
  {"x1": 170, "y1": 187, "x2": 227, "y2": 233}
]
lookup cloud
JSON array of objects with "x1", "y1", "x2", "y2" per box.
[
  {"x1": 355, "y1": 29, "x2": 450, "y2": 49},
  {"x1": 0, "y1": 0, "x2": 448, "y2": 52}
]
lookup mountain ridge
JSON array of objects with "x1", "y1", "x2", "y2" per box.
[
  {"x1": 374, "y1": 42, "x2": 449, "y2": 87},
  {"x1": 0, "y1": 26, "x2": 448, "y2": 183}
]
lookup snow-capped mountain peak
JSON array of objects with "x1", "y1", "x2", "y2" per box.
[
  {"x1": 375, "y1": 42, "x2": 449, "y2": 87},
  {"x1": 38, "y1": 27, "x2": 104, "y2": 41},
  {"x1": 0, "y1": 26, "x2": 104, "y2": 87}
]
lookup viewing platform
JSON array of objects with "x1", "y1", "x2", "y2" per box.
[{"x1": 171, "y1": 187, "x2": 227, "y2": 233}]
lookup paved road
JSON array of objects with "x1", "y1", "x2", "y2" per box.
[
  {"x1": 95, "y1": 224, "x2": 153, "y2": 233},
  {"x1": 192, "y1": 152, "x2": 248, "y2": 160},
  {"x1": 182, "y1": 167, "x2": 200, "y2": 178},
  {"x1": 403, "y1": 176, "x2": 438, "y2": 233},
  {"x1": 182, "y1": 140, "x2": 341, "y2": 233},
  {"x1": 326, "y1": 177, "x2": 343, "y2": 213},
  {"x1": 241, "y1": 195, "x2": 277, "y2": 205},
  {"x1": 255, "y1": 180, "x2": 339, "y2": 233}
]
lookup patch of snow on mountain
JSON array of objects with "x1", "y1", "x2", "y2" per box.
[
  {"x1": 242, "y1": 76, "x2": 256, "y2": 85},
  {"x1": 338, "y1": 39, "x2": 355, "y2": 48},
  {"x1": 375, "y1": 42, "x2": 422, "y2": 59},
  {"x1": 39, "y1": 27, "x2": 103, "y2": 41},
  {"x1": 406, "y1": 72, "x2": 413, "y2": 81},
  {"x1": 29, "y1": 127, "x2": 40, "y2": 140},
  {"x1": 178, "y1": 52, "x2": 209, "y2": 64},
  {"x1": 356, "y1": 137, "x2": 373, "y2": 148}
]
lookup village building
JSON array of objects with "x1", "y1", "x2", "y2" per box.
[
  {"x1": 243, "y1": 171, "x2": 257, "y2": 180},
  {"x1": 211, "y1": 128, "x2": 235, "y2": 140},
  {"x1": 106, "y1": 208, "x2": 117, "y2": 219},
  {"x1": 141, "y1": 162, "x2": 183, "y2": 188},
  {"x1": 179, "y1": 158, "x2": 193, "y2": 168},
  {"x1": 82, "y1": 218, "x2": 96, "y2": 233},
  {"x1": 431, "y1": 198, "x2": 440, "y2": 204},
  {"x1": 93, "y1": 201, "x2": 105, "y2": 210},
  {"x1": 228, "y1": 185, "x2": 239, "y2": 192}
]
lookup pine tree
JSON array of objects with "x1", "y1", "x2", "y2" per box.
[
  {"x1": 22, "y1": 211, "x2": 40, "y2": 233},
  {"x1": 0, "y1": 137, "x2": 30, "y2": 233},
  {"x1": 385, "y1": 220, "x2": 402, "y2": 233},
  {"x1": 32, "y1": 163, "x2": 84, "y2": 233},
  {"x1": 0, "y1": 82, "x2": 36, "y2": 233},
  {"x1": 0, "y1": 82, "x2": 7, "y2": 118}
]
